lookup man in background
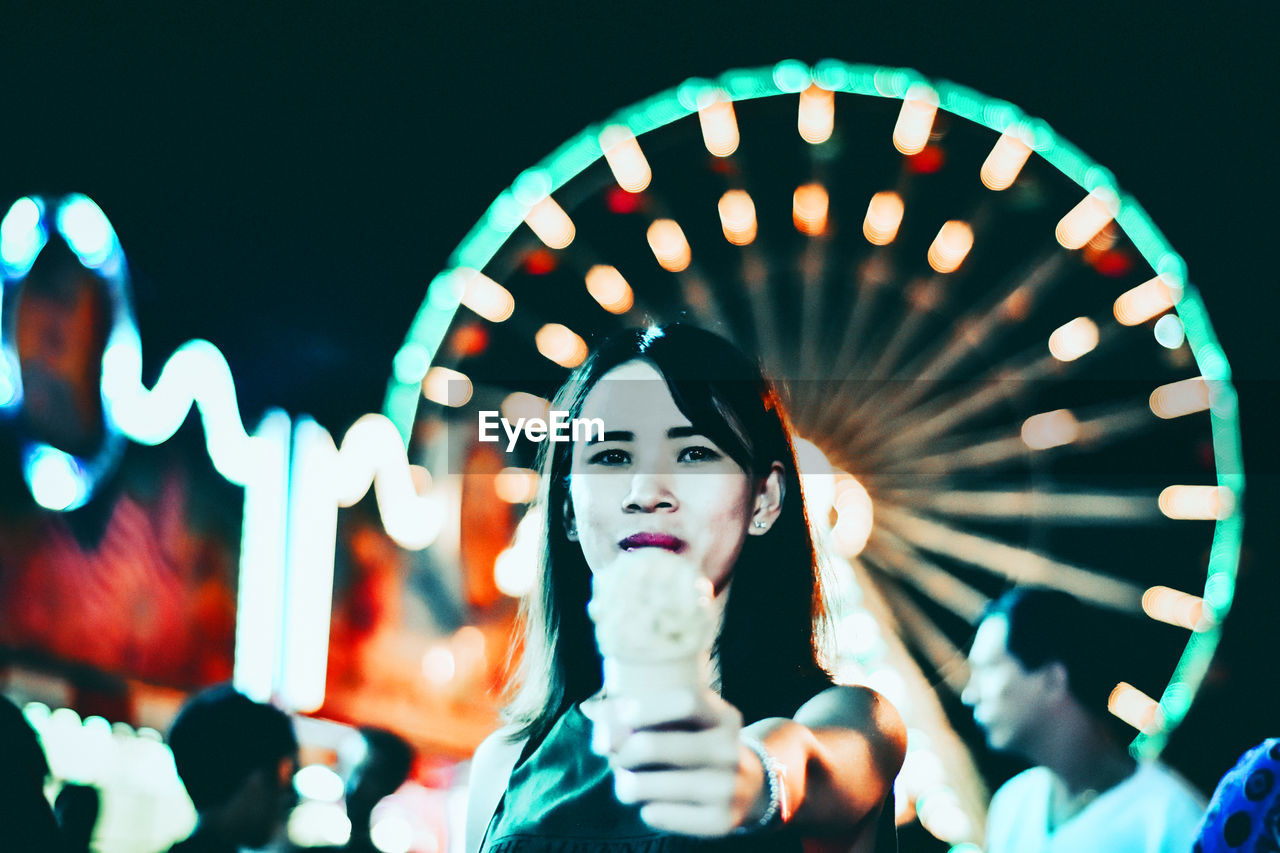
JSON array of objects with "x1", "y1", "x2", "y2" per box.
[
  {"x1": 314, "y1": 726, "x2": 415, "y2": 853},
  {"x1": 165, "y1": 684, "x2": 298, "y2": 853},
  {"x1": 962, "y1": 587, "x2": 1204, "y2": 852}
]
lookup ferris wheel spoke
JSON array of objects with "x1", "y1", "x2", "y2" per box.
[
  {"x1": 825, "y1": 252, "x2": 896, "y2": 377},
  {"x1": 851, "y1": 250, "x2": 1073, "y2": 427},
  {"x1": 797, "y1": 236, "x2": 833, "y2": 381},
  {"x1": 847, "y1": 324, "x2": 1131, "y2": 465},
  {"x1": 703, "y1": 161, "x2": 790, "y2": 360},
  {"x1": 877, "y1": 486, "x2": 1165, "y2": 524},
  {"x1": 840, "y1": 552, "x2": 992, "y2": 829},
  {"x1": 875, "y1": 504, "x2": 1146, "y2": 611},
  {"x1": 845, "y1": 194, "x2": 994, "y2": 382},
  {"x1": 875, "y1": 401, "x2": 1155, "y2": 477},
  {"x1": 681, "y1": 268, "x2": 732, "y2": 334},
  {"x1": 804, "y1": 251, "x2": 902, "y2": 435},
  {"x1": 844, "y1": 379, "x2": 1009, "y2": 464},
  {"x1": 838, "y1": 367, "x2": 1017, "y2": 463},
  {"x1": 860, "y1": 526, "x2": 990, "y2": 623},
  {"x1": 870, "y1": 284, "x2": 940, "y2": 380},
  {"x1": 637, "y1": 192, "x2": 734, "y2": 333},
  {"x1": 860, "y1": 558, "x2": 972, "y2": 693},
  {"x1": 727, "y1": 244, "x2": 788, "y2": 379}
]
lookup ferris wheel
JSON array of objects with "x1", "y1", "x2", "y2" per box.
[{"x1": 381, "y1": 60, "x2": 1244, "y2": 849}]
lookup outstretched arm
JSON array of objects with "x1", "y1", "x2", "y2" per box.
[
  {"x1": 607, "y1": 684, "x2": 906, "y2": 845},
  {"x1": 768, "y1": 685, "x2": 907, "y2": 838}
]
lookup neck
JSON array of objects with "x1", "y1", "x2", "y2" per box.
[
  {"x1": 1032, "y1": 704, "x2": 1135, "y2": 796},
  {"x1": 349, "y1": 815, "x2": 373, "y2": 840},
  {"x1": 711, "y1": 579, "x2": 731, "y2": 628}
]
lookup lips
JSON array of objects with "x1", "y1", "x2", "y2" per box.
[{"x1": 619, "y1": 532, "x2": 686, "y2": 552}]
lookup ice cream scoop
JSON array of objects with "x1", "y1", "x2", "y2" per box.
[{"x1": 588, "y1": 549, "x2": 717, "y2": 697}]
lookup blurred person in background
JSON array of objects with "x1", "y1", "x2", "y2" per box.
[
  {"x1": 962, "y1": 587, "x2": 1204, "y2": 852},
  {"x1": 55, "y1": 783, "x2": 101, "y2": 853},
  {"x1": 0, "y1": 693, "x2": 64, "y2": 850},
  {"x1": 313, "y1": 726, "x2": 416, "y2": 853},
  {"x1": 163, "y1": 684, "x2": 298, "y2": 853}
]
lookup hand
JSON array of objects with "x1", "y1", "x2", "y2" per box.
[{"x1": 599, "y1": 688, "x2": 768, "y2": 837}]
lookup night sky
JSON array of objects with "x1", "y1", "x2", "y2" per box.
[{"x1": 4, "y1": 0, "x2": 1277, "y2": 779}]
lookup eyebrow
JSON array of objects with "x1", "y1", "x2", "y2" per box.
[
  {"x1": 584, "y1": 426, "x2": 702, "y2": 446},
  {"x1": 586, "y1": 430, "x2": 633, "y2": 446}
]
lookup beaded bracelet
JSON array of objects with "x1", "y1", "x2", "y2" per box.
[{"x1": 735, "y1": 733, "x2": 787, "y2": 833}]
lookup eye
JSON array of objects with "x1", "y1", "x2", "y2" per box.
[
  {"x1": 678, "y1": 444, "x2": 722, "y2": 463},
  {"x1": 587, "y1": 447, "x2": 630, "y2": 466}
]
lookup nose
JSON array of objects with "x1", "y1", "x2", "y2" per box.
[
  {"x1": 960, "y1": 669, "x2": 977, "y2": 707},
  {"x1": 623, "y1": 470, "x2": 676, "y2": 513}
]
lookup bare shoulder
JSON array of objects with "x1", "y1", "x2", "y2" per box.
[
  {"x1": 795, "y1": 684, "x2": 907, "y2": 747},
  {"x1": 793, "y1": 684, "x2": 908, "y2": 813},
  {"x1": 465, "y1": 725, "x2": 528, "y2": 853},
  {"x1": 472, "y1": 724, "x2": 528, "y2": 770}
]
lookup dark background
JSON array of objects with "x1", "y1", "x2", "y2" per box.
[{"x1": 3, "y1": 0, "x2": 1276, "y2": 789}]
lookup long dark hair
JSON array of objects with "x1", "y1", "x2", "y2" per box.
[{"x1": 505, "y1": 324, "x2": 831, "y2": 744}]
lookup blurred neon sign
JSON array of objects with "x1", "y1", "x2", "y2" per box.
[{"x1": 0, "y1": 195, "x2": 438, "y2": 713}]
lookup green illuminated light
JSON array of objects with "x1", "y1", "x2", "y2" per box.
[
  {"x1": 1083, "y1": 165, "x2": 1117, "y2": 193},
  {"x1": 1156, "y1": 252, "x2": 1188, "y2": 281},
  {"x1": 1023, "y1": 119, "x2": 1054, "y2": 151},
  {"x1": 425, "y1": 271, "x2": 463, "y2": 311},
  {"x1": 677, "y1": 79, "x2": 714, "y2": 112},
  {"x1": 937, "y1": 82, "x2": 994, "y2": 130},
  {"x1": 1198, "y1": 348, "x2": 1229, "y2": 380},
  {"x1": 904, "y1": 82, "x2": 939, "y2": 104},
  {"x1": 873, "y1": 69, "x2": 913, "y2": 98},
  {"x1": 983, "y1": 102, "x2": 1021, "y2": 133},
  {"x1": 1203, "y1": 570, "x2": 1235, "y2": 609},
  {"x1": 1161, "y1": 681, "x2": 1191, "y2": 712},
  {"x1": 385, "y1": 385, "x2": 420, "y2": 444},
  {"x1": 772, "y1": 59, "x2": 812, "y2": 93},
  {"x1": 638, "y1": 98, "x2": 685, "y2": 133},
  {"x1": 543, "y1": 133, "x2": 604, "y2": 189},
  {"x1": 512, "y1": 169, "x2": 552, "y2": 205},
  {"x1": 812, "y1": 60, "x2": 849, "y2": 91},
  {"x1": 455, "y1": 225, "x2": 508, "y2": 271},
  {"x1": 392, "y1": 343, "x2": 431, "y2": 385},
  {"x1": 722, "y1": 69, "x2": 772, "y2": 100},
  {"x1": 489, "y1": 192, "x2": 525, "y2": 231}
]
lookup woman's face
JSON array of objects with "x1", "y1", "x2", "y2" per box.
[{"x1": 566, "y1": 359, "x2": 781, "y2": 592}]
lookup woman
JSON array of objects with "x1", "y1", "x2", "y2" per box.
[{"x1": 467, "y1": 324, "x2": 906, "y2": 852}]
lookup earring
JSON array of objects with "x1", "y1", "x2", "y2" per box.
[{"x1": 753, "y1": 521, "x2": 768, "y2": 530}]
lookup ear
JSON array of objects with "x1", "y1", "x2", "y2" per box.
[
  {"x1": 562, "y1": 494, "x2": 579, "y2": 541},
  {"x1": 1040, "y1": 660, "x2": 1070, "y2": 700},
  {"x1": 224, "y1": 764, "x2": 273, "y2": 812},
  {"x1": 747, "y1": 462, "x2": 785, "y2": 536}
]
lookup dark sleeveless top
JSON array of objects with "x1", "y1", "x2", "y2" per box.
[{"x1": 482, "y1": 705, "x2": 897, "y2": 853}]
